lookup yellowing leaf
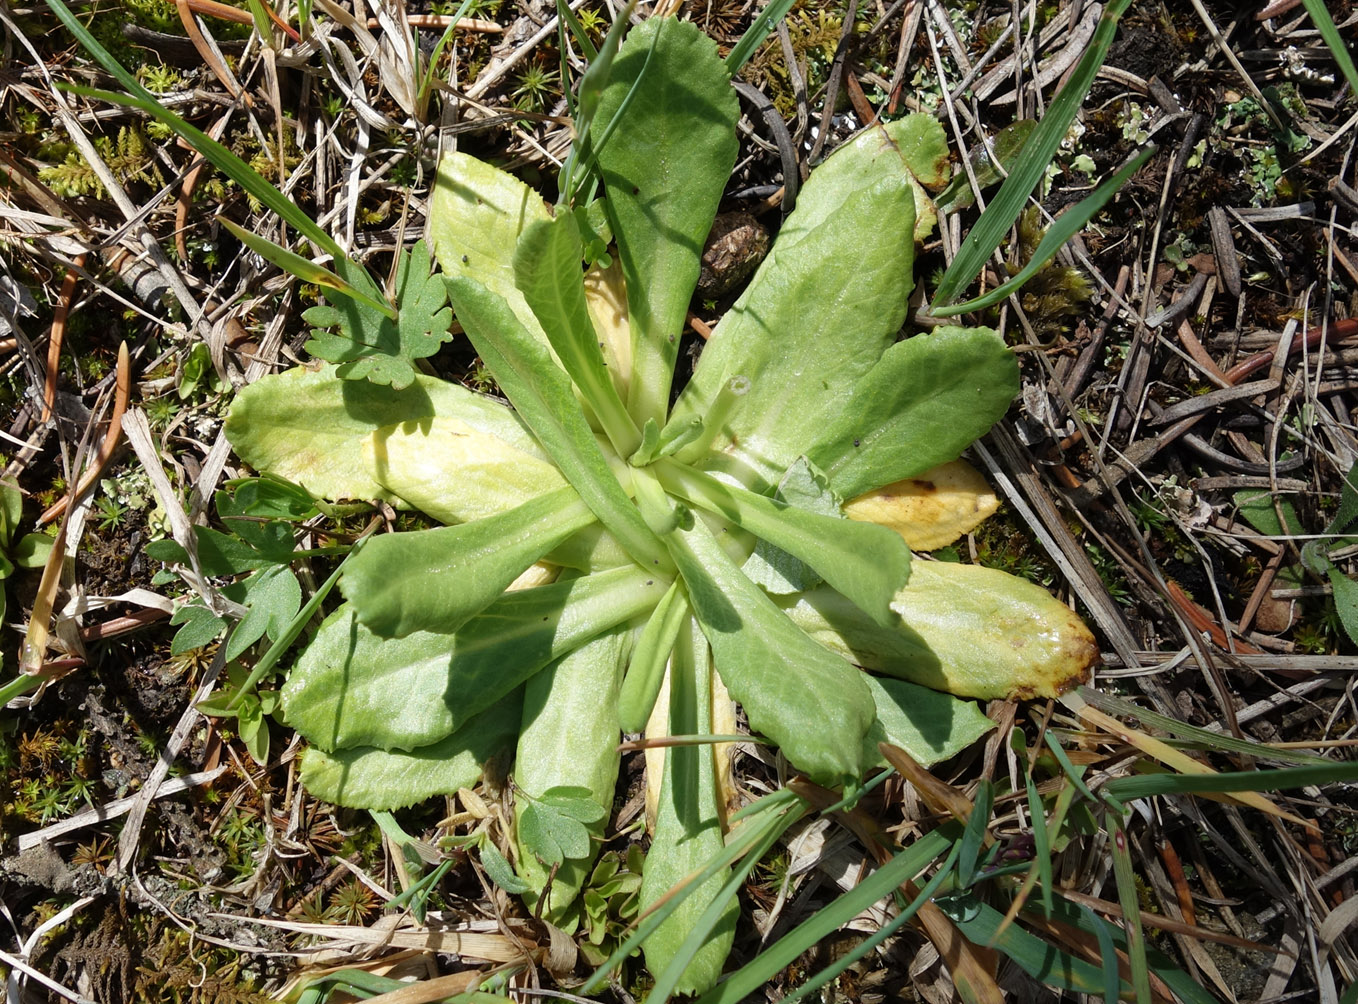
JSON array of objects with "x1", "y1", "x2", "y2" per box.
[
  {"x1": 887, "y1": 562, "x2": 1097, "y2": 699},
  {"x1": 844, "y1": 460, "x2": 999, "y2": 550},
  {"x1": 363, "y1": 416, "x2": 565, "y2": 524},
  {"x1": 584, "y1": 257, "x2": 632, "y2": 402}
]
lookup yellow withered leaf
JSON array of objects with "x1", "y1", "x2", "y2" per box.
[{"x1": 844, "y1": 459, "x2": 999, "y2": 551}]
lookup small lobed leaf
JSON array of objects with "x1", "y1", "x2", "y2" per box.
[
  {"x1": 227, "y1": 565, "x2": 302, "y2": 661},
  {"x1": 304, "y1": 240, "x2": 454, "y2": 390}
]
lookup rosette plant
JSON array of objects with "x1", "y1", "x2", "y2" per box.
[{"x1": 223, "y1": 15, "x2": 1097, "y2": 991}]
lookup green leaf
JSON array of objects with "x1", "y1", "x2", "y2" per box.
[
  {"x1": 225, "y1": 364, "x2": 538, "y2": 504},
  {"x1": 690, "y1": 830, "x2": 956, "y2": 1004},
  {"x1": 222, "y1": 475, "x2": 319, "y2": 521},
  {"x1": 666, "y1": 512, "x2": 873, "y2": 784},
  {"x1": 1234, "y1": 488, "x2": 1304, "y2": 537},
  {"x1": 591, "y1": 18, "x2": 739, "y2": 427},
  {"x1": 1102, "y1": 758, "x2": 1358, "y2": 800},
  {"x1": 341, "y1": 486, "x2": 597, "y2": 638},
  {"x1": 303, "y1": 240, "x2": 453, "y2": 389},
  {"x1": 806, "y1": 326, "x2": 1020, "y2": 500},
  {"x1": 446, "y1": 275, "x2": 670, "y2": 572},
  {"x1": 513, "y1": 215, "x2": 639, "y2": 455},
  {"x1": 428, "y1": 151, "x2": 552, "y2": 342},
  {"x1": 481, "y1": 842, "x2": 534, "y2": 895},
  {"x1": 12, "y1": 534, "x2": 53, "y2": 570},
  {"x1": 951, "y1": 901, "x2": 1119, "y2": 995},
  {"x1": 282, "y1": 565, "x2": 667, "y2": 751},
  {"x1": 365, "y1": 415, "x2": 563, "y2": 524},
  {"x1": 0, "y1": 483, "x2": 23, "y2": 546},
  {"x1": 218, "y1": 217, "x2": 397, "y2": 319},
  {"x1": 238, "y1": 699, "x2": 270, "y2": 764},
  {"x1": 515, "y1": 629, "x2": 628, "y2": 923},
  {"x1": 724, "y1": 0, "x2": 796, "y2": 73},
  {"x1": 617, "y1": 580, "x2": 689, "y2": 733},
  {"x1": 226, "y1": 565, "x2": 303, "y2": 661},
  {"x1": 862, "y1": 675, "x2": 994, "y2": 769},
  {"x1": 1328, "y1": 567, "x2": 1358, "y2": 648},
  {"x1": 169, "y1": 603, "x2": 229, "y2": 654},
  {"x1": 299, "y1": 690, "x2": 523, "y2": 810},
  {"x1": 519, "y1": 792, "x2": 597, "y2": 866},
  {"x1": 639, "y1": 619, "x2": 738, "y2": 996},
  {"x1": 930, "y1": 0, "x2": 1136, "y2": 310},
  {"x1": 669, "y1": 119, "x2": 925, "y2": 491},
  {"x1": 658, "y1": 460, "x2": 910, "y2": 627}
]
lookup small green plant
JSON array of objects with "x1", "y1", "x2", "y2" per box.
[{"x1": 1236, "y1": 468, "x2": 1358, "y2": 650}]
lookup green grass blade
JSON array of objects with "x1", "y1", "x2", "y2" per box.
[
  {"x1": 418, "y1": 0, "x2": 477, "y2": 110},
  {"x1": 1104, "y1": 759, "x2": 1358, "y2": 799},
  {"x1": 218, "y1": 219, "x2": 395, "y2": 317},
  {"x1": 1300, "y1": 0, "x2": 1358, "y2": 97},
  {"x1": 779, "y1": 847, "x2": 960, "y2": 1004},
  {"x1": 952, "y1": 901, "x2": 1122, "y2": 994},
  {"x1": 725, "y1": 0, "x2": 797, "y2": 73},
  {"x1": 46, "y1": 0, "x2": 147, "y2": 96},
  {"x1": 1044, "y1": 895, "x2": 1219, "y2": 1004},
  {"x1": 956, "y1": 778, "x2": 992, "y2": 888},
  {"x1": 930, "y1": 0, "x2": 1135, "y2": 311},
  {"x1": 693, "y1": 831, "x2": 958, "y2": 1004},
  {"x1": 47, "y1": 0, "x2": 349, "y2": 262},
  {"x1": 1023, "y1": 767, "x2": 1054, "y2": 917},
  {"x1": 63, "y1": 87, "x2": 348, "y2": 263},
  {"x1": 1079, "y1": 902, "x2": 1124, "y2": 1003},
  {"x1": 647, "y1": 794, "x2": 791, "y2": 1003},
  {"x1": 1106, "y1": 811, "x2": 1151, "y2": 1004},
  {"x1": 931, "y1": 145, "x2": 1153, "y2": 316},
  {"x1": 579, "y1": 790, "x2": 805, "y2": 994}
]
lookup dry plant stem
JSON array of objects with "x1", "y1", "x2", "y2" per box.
[
  {"x1": 182, "y1": 0, "x2": 301, "y2": 43},
  {"x1": 1071, "y1": 317, "x2": 1358, "y2": 503},
  {"x1": 365, "y1": 14, "x2": 502, "y2": 31},
  {"x1": 39, "y1": 341, "x2": 131, "y2": 525},
  {"x1": 18, "y1": 521, "x2": 66, "y2": 677},
  {"x1": 41, "y1": 253, "x2": 84, "y2": 424},
  {"x1": 176, "y1": 0, "x2": 249, "y2": 100}
]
